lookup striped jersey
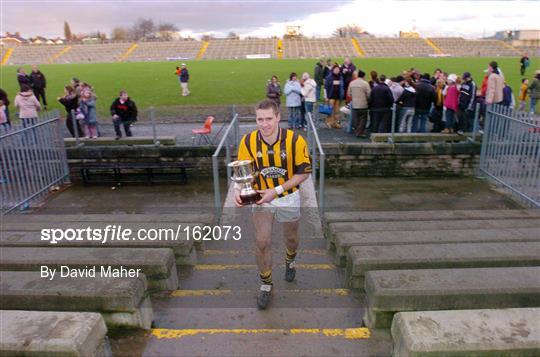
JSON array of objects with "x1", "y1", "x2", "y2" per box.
[{"x1": 237, "y1": 128, "x2": 312, "y2": 197}]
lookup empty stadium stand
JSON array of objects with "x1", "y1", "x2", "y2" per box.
[
  {"x1": 358, "y1": 37, "x2": 436, "y2": 57},
  {"x1": 203, "y1": 38, "x2": 277, "y2": 59},
  {"x1": 2, "y1": 37, "x2": 533, "y2": 65},
  {"x1": 282, "y1": 38, "x2": 356, "y2": 59},
  {"x1": 429, "y1": 37, "x2": 520, "y2": 57}
]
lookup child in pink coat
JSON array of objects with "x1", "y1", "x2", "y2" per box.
[{"x1": 443, "y1": 74, "x2": 459, "y2": 133}]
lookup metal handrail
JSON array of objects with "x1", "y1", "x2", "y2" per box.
[
  {"x1": 212, "y1": 113, "x2": 239, "y2": 222},
  {"x1": 306, "y1": 112, "x2": 326, "y2": 212}
]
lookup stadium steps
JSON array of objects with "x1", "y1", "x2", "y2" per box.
[
  {"x1": 141, "y1": 180, "x2": 393, "y2": 355},
  {"x1": 351, "y1": 38, "x2": 365, "y2": 57},
  {"x1": 197, "y1": 41, "x2": 209, "y2": 60},
  {"x1": 47, "y1": 45, "x2": 72, "y2": 64},
  {"x1": 1, "y1": 47, "x2": 13, "y2": 65},
  {"x1": 424, "y1": 38, "x2": 444, "y2": 55},
  {"x1": 118, "y1": 42, "x2": 139, "y2": 61}
]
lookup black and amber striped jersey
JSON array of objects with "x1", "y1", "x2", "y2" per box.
[{"x1": 237, "y1": 128, "x2": 312, "y2": 197}]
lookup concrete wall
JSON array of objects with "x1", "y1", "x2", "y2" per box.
[{"x1": 66, "y1": 142, "x2": 480, "y2": 181}]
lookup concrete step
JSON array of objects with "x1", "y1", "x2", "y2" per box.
[
  {"x1": 1, "y1": 213, "x2": 214, "y2": 224},
  {"x1": 0, "y1": 247, "x2": 178, "y2": 291},
  {"x1": 198, "y1": 248, "x2": 332, "y2": 265},
  {"x1": 177, "y1": 265, "x2": 346, "y2": 290},
  {"x1": 1, "y1": 230, "x2": 196, "y2": 266},
  {"x1": 328, "y1": 218, "x2": 540, "y2": 238},
  {"x1": 143, "y1": 327, "x2": 392, "y2": 357},
  {"x1": 334, "y1": 227, "x2": 540, "y2": 266},
  {"x1": 324, "y1": 209, "x2": 540, "y2": 224},
  {"x1": 153, "y1": 307, "x2": 364, "y2": 329},
  {"x1": 0, "y1": 221, "x2": 206, "y2": 232},
  {"x1": 64, "y1": 136, "x2": 176, "y2": 146},
  {"x1": 154, "y1": 288, "x2": 362, "y2": 309},
  {"x1": 0, "y1": 271, "x2": 154, "y2": 329},
  {"x1": 391, "y1": 308, "x2": 540, "y2": 357},
  {"x1": 364, "y1": 267, "x2": 540, "y2": 328},
  {"x1": 346, "y1": 242, "x2": 540, "y2": 289},
  {"x1": 0, "y1": 310, "x2": 111, "y2": 356},
  {"x1": 370, "y1": 132, "x2": 473, "y2": 142}
]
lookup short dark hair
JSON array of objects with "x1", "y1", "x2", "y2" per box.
[
  {"x1": 489, "y1": 61, "x2": 498, "y2": 69},
  {"x1": 421, "y1": 73, "x2": 431, "y2": 80},
  {"x1": 119, "y1": 90, "x2": 128, "y2": 96},
  {"x1": 20, "y1": 84, "x2": 32, "y2": 92},
  {"x1": 379, "y1": 74, "x2": 387, "y2": 82},
  {"x1": 396, "y1": 75, "x2": 404, "y2": 82},
  {"x1": 358, "y1": 70, "x2": 366, "y2": 78},
  {"x1": 289, "y1": 72, "x2": 297, "y2": 80},
  {"x1": 256, "y1": 99, "x2": 279, "y2": 116}
]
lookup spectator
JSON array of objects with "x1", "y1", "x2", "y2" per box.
[
  {"x1": 389, "y1": 76, "x2": 404, "y2": 101},
  {"x1": 58, "y1": 85, "x2": 83, "y2": 138},
  {"x1": 284, "y1": 72, "x2": 303, "y2": 129},
  {"x1": 71, "y1": 77, "x2": 82, "y2": 97},
  {"x1": 443, "y1": 74, "x2": 459, "y2": 133},
  {"x1": 369, "y1": 70, "x2": 379, "y2": 89},
  {"x1": 78, "y1": 88, "x2": 98, "y2": 139},
  {"x1": 266, "y1": 75, "x2": 282, "y2": 107},
  {"x1": 314, "y1": 58, "x2": 325, "y2": 102},
  {"x1": 431, "y1": 68, "x2": 442, "y2": 86},
  {"x1": 368, "y1": 74, "x2": 394, "y2": 133},
  {"x1": 323, "y1": 58, "x2": 332, "y2": 80},
  {"x1": 30, "y1": 65, "x2": 47, "y2": 109},
  {"x1": 520, "y1": 54, "x2": 530, "y2": 76},
  {"x1": 485, "y1": 61, "x2": 504, "y2": 105},
  {"x1": 340, "y1": 57, "x2": 356, "y2": 94},
  {"x1": 110, "y1": 90, "x2": 138, "y2": 139},
  {"x1": 347, "y1": 70, "x2": 371, "y2": 137},
  {"x1": 528, "y1": 70, "x2": 540, "y2": 114},
  {"x1": 176, "y1": 63, "x2": 190, "y2": 96},
  {"x1": 301, "y1": 72, "x2": 317, "y2": 127},
  {"x1": 14, "y1": 84, "x2": 41, "y2": 127},
  {"x1": 501, "y1": 82, "x2": 515, "y2": 108},
  {"x1": 324, "y1": 65, "x2": 344, "y2": 129},
  {"x1": 457, "y1": 72, "x2": 477, "y2": 133},
  {"x1": 413, "y1": 73, "x2": 436, "y2": 133},
  {"x1": 396, "y1": 78, "x2": 416, "y2": 133},
  {"x1": 429, "y1": 78, "x2": 446, "y2": 132},
  {"x1": 16, "y1": 67, "x2": 32, "y2": 90},
  {"x1": 518, "y1": 79, "x2": 528, "y2": 112},
  {"x1": 0, "y1": 88, "x2": 11, "y2": 128},
  {"x1": 0, "y1": 100, "x2": 8, "y2": 131}
]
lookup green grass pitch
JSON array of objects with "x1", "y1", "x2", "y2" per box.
[{"x1": 1, "y1": 57, "x2": 538, "y2": 117}]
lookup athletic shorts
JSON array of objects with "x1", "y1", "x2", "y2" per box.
[{"x1": 252, "y1": 190, "x2": 301, "y2": 222}]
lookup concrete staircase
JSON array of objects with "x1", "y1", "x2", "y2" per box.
[{"x1": 324, "y1": 208, "x2": 540, "y2": 356}]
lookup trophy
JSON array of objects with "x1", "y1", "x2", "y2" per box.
[{"x1": 228, "y1": 160, "x2": 261, "y2": 205}]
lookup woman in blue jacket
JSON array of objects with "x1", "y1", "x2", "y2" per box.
[{"x1": 324, "y1": 65, "x2": 344, "y2": 129}]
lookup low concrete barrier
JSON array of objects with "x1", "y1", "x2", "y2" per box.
[
  {"x1": 0, "y1": 271, "x2": 154, "y2": 329},
  {"x1": 391, "y1": 308, "x2": 540, "y2": 357},
  {"x1": 64, "y1": 136, "x2": 176, "y2": 146},
  {"x1": 370, "y1": 133, "x2": 479, "y2": 143},
  {"x1": 333, "y1": 228, "x2": 540, "y2": 266},
  {"x1": 0, "y1": 310, "x2": 111, "y2": 356},
  {"x1": 347, "y1": 242, "x2": 540, "y2": 289},
  {"x1": 0, "y1": 247, "x2": 179, "y2": 291},
  {"x1": 364, "y1": 267, "x2": 540, "y2": 328}
]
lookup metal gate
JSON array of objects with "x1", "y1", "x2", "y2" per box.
[
  {"x1": 479, "y1": 105, "x2": 540, "y2": 207},
  {"x1": 0, "y1": 110, "x2": 70, "y2": 215}
]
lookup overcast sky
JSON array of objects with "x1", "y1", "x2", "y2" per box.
[{"x1": 1, "y1": 0, "x2": 538, "y2": 39}]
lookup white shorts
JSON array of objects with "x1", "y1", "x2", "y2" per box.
[{"x1": 252, "y1": 190, "x2": 301, "y2": 222}]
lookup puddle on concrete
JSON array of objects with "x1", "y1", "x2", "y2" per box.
[{"x1": 324, "y1": 177, "x2": 523, "y2": 211}]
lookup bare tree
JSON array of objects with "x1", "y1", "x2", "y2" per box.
[
  {"x1": 333, "y1": 25, "x2": 364, "y2": 38},
  {"x1": 157, "y1": 23, "x2": 179, "y2": 41},
  {"x1": 201, "y1": 34, "x2": 215, "y2": 42},
  {"x1": 228, "y1": 32, "x2": 239, "y2": 39},
  {"x1": 64, "y1": 21, "x2": 73, "y2": 41},
  {"x1": 131, "y1": 18, "x2": 155, "y2": 40}
]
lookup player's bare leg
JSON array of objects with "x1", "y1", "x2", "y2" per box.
[
  {"x1": 252, "y1": 211, "x2": 274, "y2": 309},
  {"x1": 283, "y1": 220, "x2": 300, "y2": 282}
]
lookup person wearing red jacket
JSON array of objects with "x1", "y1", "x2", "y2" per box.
[{"x1": 443, "y1": 74, "x2": 459, "y2": 133}]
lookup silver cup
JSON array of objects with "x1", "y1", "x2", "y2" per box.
[{"x1": 228, "y1": 160, "x2": 261, "y2": 205}]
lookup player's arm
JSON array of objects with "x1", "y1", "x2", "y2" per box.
[{"x1": 233, "y1": 135, "x2": 251, "y2": 207}]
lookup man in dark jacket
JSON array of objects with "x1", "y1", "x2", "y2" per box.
[
  {"x1": 17, "y1": 67, "x2": 32, "y2": 90},
  {"x1": 110, "y1": 90, "x2": 138, "y2": 139},
  {"x1": 340, "y1": 57, "x2": 356, "y2": 95},
  {"x1": 412, "y1": 73, "x2": 436, "y2": 133},
  {"x1": 457, "y1": 72, "x2": 477, "y2": 133},
  {"x1": 314, "y1": 58, "x2": 325, "y2": 102},
  {"x1": 368, "y1": 75, "x2": 394, "y2": 133},
  {"x1": 0, "y1": 88, "x2": 10, "y2": 127},
  {"x1": 177, "y1": 63, "x2": 190, "y2": 96},
  {"x1": 30, "y1": 65, "x2": 47, "y2": 109}
]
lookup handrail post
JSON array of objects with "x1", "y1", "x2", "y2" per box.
[
  {"x1": 71, "y1": 109, "x2": 81, "y2": 147},
  {"x1": 389, "y1": 105, "x2": 396, "y2": 144},
  {"x1": 150, "y1": 107, "x2": 159, "y2": 146},
  {"x1": 471, "y1": 102, "x2": 480, "y2": 142}
]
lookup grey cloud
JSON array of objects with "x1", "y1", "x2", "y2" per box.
[{"x1": 2, "y1": 1, "x2": 352, "y2": 38}]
